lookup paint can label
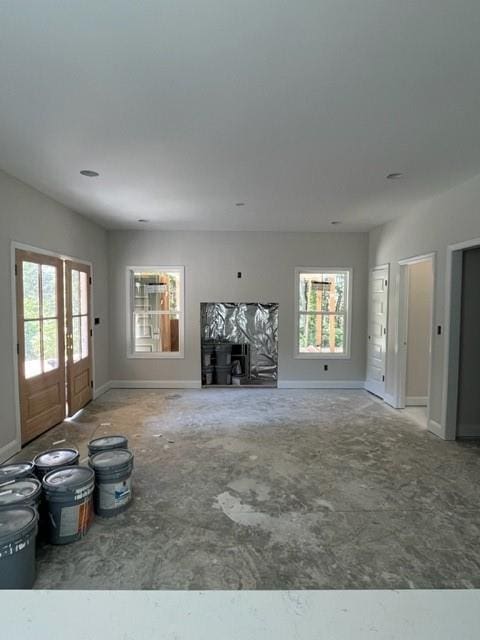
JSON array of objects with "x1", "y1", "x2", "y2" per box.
[
  {"x1": 59, "y1": 497, "x2": 93, "y2": 539},
  {"x1": 98, "y1": 477, "x2": 132, "y2": 511}
]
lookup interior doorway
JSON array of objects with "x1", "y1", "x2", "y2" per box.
[
  {"x1": 15, "y1": 247, "x2": 93, "y2": 445},
  {"x1": 443, "y1": 238, "x2": 480, "y2": 440},
  {"x1": 397, "y1": 254, "x2": 435, "y2": 426}
]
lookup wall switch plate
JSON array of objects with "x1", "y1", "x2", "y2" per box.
[
  {"x1": 237, "y1": 272, "x2": 242, "y2": 278},
  {"x1": 94, "y1": 317, "x2": 100, "y2": 325},
  {"x1": 324, "y1": 364, "x2": 328, "y2": 371},
  {"x1": 437, "y1": 325, "x2": 442, "y2": 335}
]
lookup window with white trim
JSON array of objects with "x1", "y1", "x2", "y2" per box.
[
  {"x1": 295, "y1": 268, "x2": 351, "y2": 358},
  {"x1": 128, "y1": 266, "x2": 184, "y2": 358}
]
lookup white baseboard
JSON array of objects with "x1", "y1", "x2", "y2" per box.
[
  {"x1": 94, "y1": 380, "x2": 112, "y2": 399},
  {"x1": 110, "y1": 379, "x2": 202, "y2": 389},
  {"x1": 383, "y1": 393, "x2": 400, "y2": 409},
  {"x1": 0, "y1": 439, "x2": 21, "y2": 464},
  {"x1": 277, "y1": 380, "x2": 365, "y2": 389},
  {"x1": 364, "y1": 381, "x2": 385, "y2": 399},
  {"x1": 428, "y1": 419, "x2": 447, "y2": 440},
  {"x1": 406, "y1": 396, "x2": 428, "y2": 406}
]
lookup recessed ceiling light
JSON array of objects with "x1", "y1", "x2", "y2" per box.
[
  {"x1": 386, "y1": 172, "x2": 404, "y2": 180},
  {"x1": 137, "y1": 219, "x2": 149, "y2": 223},
  {"x1": 235, "y1": 202, "x2": 245, "y2": 207},
  {"x1": 80, "y1": 169, "x2": 99, "y2": 177},
  {"x1": 331, "y1": 221, "x2": 341, "y2": 225}
]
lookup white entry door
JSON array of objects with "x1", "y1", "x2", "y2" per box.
[{"x1": 365, "y1": 265, "x2": 389, "y2": 398}]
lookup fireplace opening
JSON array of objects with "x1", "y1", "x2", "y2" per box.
[{"x1": 200, "y1": 302, "x2": 278, "y2": 388}]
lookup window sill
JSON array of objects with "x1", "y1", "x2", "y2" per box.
[
  {"x1": 294, "y1": 352, "x2": 351, "y2": 360},
  {"x1": 127, "y1": 352, "x2": 185, "y2": 360}
]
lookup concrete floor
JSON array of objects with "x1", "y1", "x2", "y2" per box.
[{"x1": 13, "y1": 388, "x2": 480, "y2": 590}]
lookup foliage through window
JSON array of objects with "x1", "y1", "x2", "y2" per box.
[
  {"x1": 23, "y1": 261, "x2": 59, "y2": 378},
  {"x1": 129, "y1": 267, "x2": 184, "y2": 357},
  {"x1": 296, "y1": 269, "x2": 351, "y2": 357}
]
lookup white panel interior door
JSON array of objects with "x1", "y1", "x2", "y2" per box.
[{"x1": 365, "y1": 266, "x2": 389, "y2": 398}]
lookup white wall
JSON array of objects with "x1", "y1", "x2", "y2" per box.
[
  {"x1": 369, "y1": 172, "x2": 480, "y2": 434},
  {"x1": 406, "y1": 260, "x2": 433, "y2": 402},
  {"x1": 0, "y1": 170, "x2": 109, "y2": 461},
  {"x1": 108, "y1": 230, "x2": 369, "y2": 386}
]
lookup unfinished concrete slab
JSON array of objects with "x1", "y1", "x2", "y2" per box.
[{"x1": 11, "y1": 389, "x2": 480, "y2": 589}]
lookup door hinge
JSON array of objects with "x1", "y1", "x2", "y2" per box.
[
  {"x1": 90, "y1": 329, "x2": 93, "y2": 337},
  {"x1": 382, "y1": 375, "x2": 385, "y2": 382},
  {"x1": 90, "y1": 380, "x2": 93, "y2": 388},
  {"x1": 89, "y1": 276, "x2": 92, "y2": 285},
  {"x1": 385, "y1": 279, "x2": 388, "y2": 286},
  {"x1": 16, "y1": 343, "x2": 19, "y2": 355},
  {"x1": 14, "y1": 264, "x2": 18, "y2": 276}
]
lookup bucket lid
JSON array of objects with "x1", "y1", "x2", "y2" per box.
[
  {"x1": 0, "y1": 461, "x2": 34, "y2": 481},
  {"x1": 89, "y1": 435, "x2": 127, "y2": 450},
  {"x1": 43, "y1": 465, "x2": 94, "y2": 491},
  {"x1": 0, "y1": 478, "x2": 41, "y2": 506},
  {"x1": 34, "y1": 448, "x2": 79, "y2": 469},
  {"x1": 90, "y1": 449, "x2": 133, "y2": 470},
  {"x1": 0, "y1": 507, "x2": 37, "y2": 545}
]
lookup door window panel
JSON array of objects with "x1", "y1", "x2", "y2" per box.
[
  {"x1": 41, "y1": 265, "x2": 57, "y2": 317},
  {"x1": 81, "y1": 315, "x2": 89, "y2": 358},
  {"x1": 42, "y1": 319, "x2": 59, "y2": 371},
  {"x1": 72, "y1": 270, "x2": 80, "y2": 315},
  {"x1": 24, "y1": 320, "x2": 42, "y2": 378},
  {"x1": 80, "y1": 271, "x2": 88, "y2": 315},
  {"x1": 23, "y1": 262, "x2": 40, "y2": 319},
  {"x1": 72, "y1": 316, "x2": 82, "y2": 363},
  {"x1": 70, "y1": 269, "x2": 89, "y2": 362}
]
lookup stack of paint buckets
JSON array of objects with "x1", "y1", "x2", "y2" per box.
[
  {"x1": 0, "y1": 435, "x2": 134, "y2": 589},
  {"x1": 0, "y1": 461, "x2": 40, "y2": 589},
  {"x1": 214, "y1": 342, "x2": 233, "y2": 385}
]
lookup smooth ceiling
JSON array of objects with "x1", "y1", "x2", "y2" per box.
[{"x1": 1, "y1": 1, "x2": 480, "y2": 231}]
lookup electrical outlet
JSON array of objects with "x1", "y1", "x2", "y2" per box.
[
  {"x1": 237, "y1": 272, "x2": 242, "y2": 278},
  {"x1": 324, "y1": 364, "x2": 328, "y2": 371}
]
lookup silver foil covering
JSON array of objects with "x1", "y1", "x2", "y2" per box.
[{"x1": 201, "y1": 303, "x2": 279, "y2": 381}]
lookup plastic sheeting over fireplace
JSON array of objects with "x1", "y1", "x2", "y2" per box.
[{"x1": 200, "y1": 303, "x2": 278, "y2": 387}]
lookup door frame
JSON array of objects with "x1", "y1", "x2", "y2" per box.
[
  {"x1": 394, "y1": 253, "x2": 436, "y2": 420},
  {"x1": 10, "y1": 241, "x2": 95, "y2": 454},
  {"x1": 442, "y1": 237, "x2": 480, "y2": 440},
  {"x1": 365, "y1": 263, "x2": 390, "y2": 399}
]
